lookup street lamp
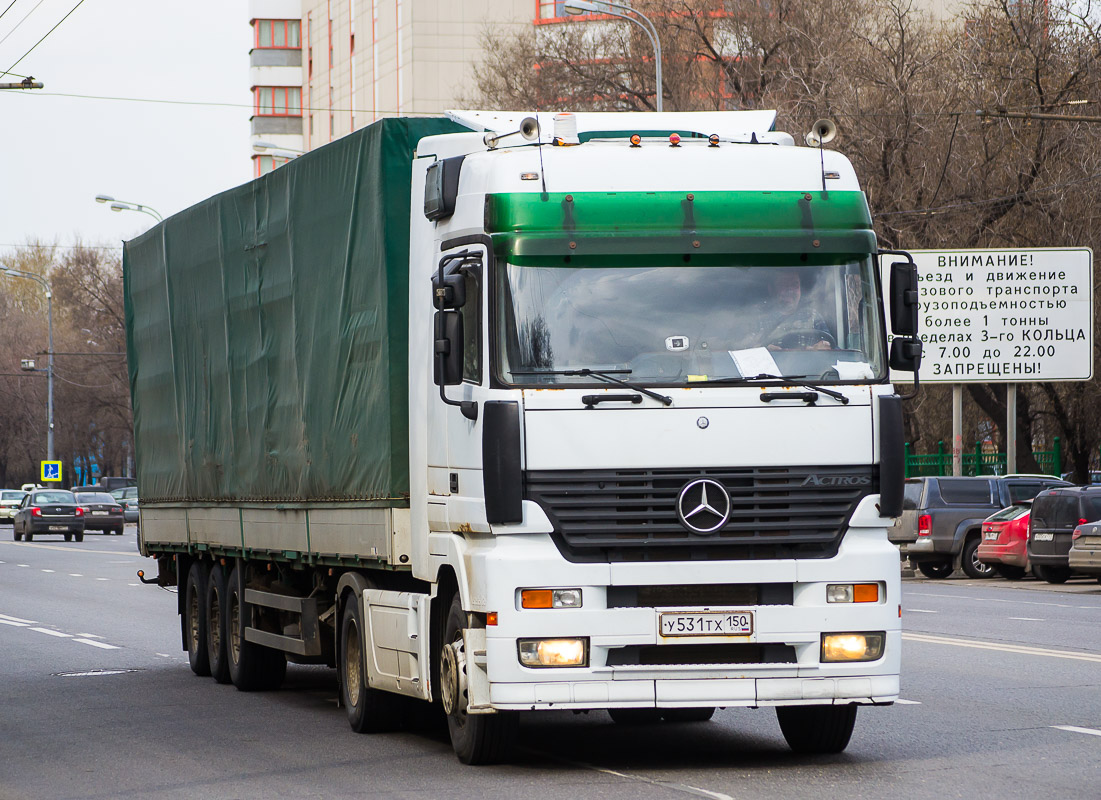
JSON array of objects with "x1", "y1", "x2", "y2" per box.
[
  {"x1": 3, "y1": 267, "x2": 55, "y2": 463},
  {"x1": 564, "y1": 0, "x2": 663, "y2": 112},
  {"x1": 252, "y1": 140, "x2": 305, "y2": 155},
  {"x1": 95, "y1": 194, "x2": 164, "y2": 222}
]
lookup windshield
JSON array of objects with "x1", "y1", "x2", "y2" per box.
[
  {"x1": 1, "y1": 491, "x2": 25, "y2": 501},
  {"x1": 77, "y1": 493, "x2": 117, "y2": 504},
  {"x1": 495, "y1": 259, "x2": 885, "y2": 385},
  {"x1": 33, "y1": 491, "x2": 75, "y2": 504}
]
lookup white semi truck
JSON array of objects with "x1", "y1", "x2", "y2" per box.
[{"x1": 126, "y1": 110, "x2": 922, "y2": 764}]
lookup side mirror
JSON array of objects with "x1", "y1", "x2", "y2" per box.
[
  {"x1": 431, "y1": 271, "x2": 466, "y2": 309},
  {"x1": 434, "y1": 310, "x2": 464, "y2": 386},
  {"x1": 889, "y1": 261, "x2": 919, "y2": 336},
  {"x1": 889, "y1": 337, "x2": 922, "y2": 373}
]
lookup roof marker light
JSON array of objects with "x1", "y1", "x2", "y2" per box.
[
  {"x1": 629, "y1": 134, "x2": 642, "y2": 147},
  {"x1": 708, "y1": 134, "x2": 720, "y2": 147},
  {"x1": 669, "y1": 133, "x2": 681, "y2": 147}
]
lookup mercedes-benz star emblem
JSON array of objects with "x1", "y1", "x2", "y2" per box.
[{"x1": 676, "y1": 478, "x2": 731, "y2": 534}]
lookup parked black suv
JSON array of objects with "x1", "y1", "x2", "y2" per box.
[
  {"x1": 890, "y1": 475, "x2": 1071, "y2": 579},
  {"x1": 1027, "y1": 486, "x2": 1101, "y2": 583}
]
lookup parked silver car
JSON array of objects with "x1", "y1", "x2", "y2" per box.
[
  {"x1": 1, "y1": 489, "x2": 27, "y2": 523},
  {"x1": 110, "y1": 486, "x2": 140, "y2": 523}
]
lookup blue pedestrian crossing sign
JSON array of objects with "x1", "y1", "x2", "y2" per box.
[{"x1": 41, "y1": 461, "x2": 62, "y2": 483}]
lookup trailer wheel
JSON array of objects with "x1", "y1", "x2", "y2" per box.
[
  {"x1": 185, "y1": 562, "x2": 211, "y2": 677},
  {"x1": 776, "y1": 704, "x2": 858, "y2": 754},
  {"x1": 206, "y1": 564, "x2": 231, "y2": 684},
  {"x1": 440, "y1": 593, "x2": 517, "y2": 764},
  {"x1": 340, "y1": 597, "x2": 404, "y2": 733},
  {"x1": 226, "y1": 565, "x2": 286, "y2": 691}
]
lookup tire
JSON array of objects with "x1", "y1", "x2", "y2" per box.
[
  {"x1": 74, "y1": 533, "x2": 83, "y2": 543},
  {"x1": 185, "y1": 562, "x2": 211, "y2": 677},
  {"x1": 440, "y1": 592, "x2": 517, "y2": 764},
  {"x1": 661, "y1": 707, "x2": 715, "y2": 723},
  {"x1": 608, "y1": 708, "x2": 663, "y2": 724},
  {"x1": 994, "y1": 564, "x2": 1027, "y2": 580},
  {"x1": 961, "y1": 537, "x2": 995, "y2": 579},
  {"x1": 24, "y1": 531, "x2": 33, "y2": 542},
  {"x1": 64, "y1": 533, "x2": 72, "y2": 542},
  {"x1": 917, "y1": 560, "x2": 953, "y2": 579},
  {"x1": 1033, "y1": 564, "x2": 1071, "y2": 584},
  {"x1": 776, "y1": 704, "x2": 858, "y2": 754},
  {"x1": 205, "y1": 564, "x2": 231, "y2": 684},
  {"x1": 340, "y1": 596, "x2": 405, "y2": 733},
  {"x1": 226, "y1": 565, "x2": 286, "y2": 691},
  {"x1": 13, "y1": 528, "x2": 20, "y2": 541}
]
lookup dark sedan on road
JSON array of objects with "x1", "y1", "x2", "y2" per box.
[
  {"x1": 75, "y1": 492, "x2": 126, "y2": 535},
  {"x1": 13, "y1": 490, "x2": 86, "y2": 542}
]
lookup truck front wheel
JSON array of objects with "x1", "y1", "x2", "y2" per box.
[
  {"x1": 185, "y1": 562, "x2": 211, "y2": 677},
  {"x1": 776, "y1": 704, "x2": 858, "y2": 754},
  {"x1": 340, "y1": 597, "x2": 404, "y2": 732},
  {"x1": 440, "y1": 593, "x2": 517, "y2": 764}
]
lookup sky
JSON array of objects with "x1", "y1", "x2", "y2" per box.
[{"x1": 0, "y1": 0, "x2": 252, "y2": 252}]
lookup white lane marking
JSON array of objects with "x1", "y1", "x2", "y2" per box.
[
  {"x1": 896, "y1": 699, "x2": 922, "y2": 705},
  {"x1": 69, "y1": 573, "x2": 82, "y2": 577},
  {"x1": 17, "y1": 564, "x2": 28, "y2": 567},
  {"x1": 904, "y1": 632, "x2": 1101, "y2": 663},
  {"x1": 128, "y1": 583, "x2": 140, "y2": 587},
  {"x1": 0, "y1": 619, "x2": 30, "y2": 627},
  {"x1": 41, "y1": 569, "x2": 55, "y2": 573},
  {"x1": 0, "y1": 613, "x2": 36, "y2": 624},
  {"x1": 74, "y1": 633, "x2": 103, "y2": 638},
  {"x1": 155, "y1": 653, "x2": 173, "y2": 658},
  {"x1": 906, "y1": 609, "x2": 938, "y2": 613},
  {"x1": 95, "y1": 577, "x2": 109, "y2": 581},
  {"x1": 31, "y1": 627, "x2": 72, "y2": 638},
  {"x1": 1008, "y1": 617, "x2": 1044, "y2": 621},
  {"x1": 909, "y1": 591, "x2": 1087, "y2": 610},
  {"x1": 1053, "y1": 725, "x2": 1101, "y2": 737},
  {"x1": 73, "y1": 638, "x2": 119, "y2": 650},
  {"x1": 0, "y1": 541, "x2": 139, "y2": 556},
  {"x1": 520, "y1": 748, "x2": 733, "y2": 800}
]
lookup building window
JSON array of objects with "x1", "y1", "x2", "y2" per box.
[
  {"x1": 254, "y1": 86, "x2": 302, "y2": 116},
  {"x1": 255, "y1": 19, "x2": 301, "y2": 48},
  {"x1": 254, "y1": 154, "x2": 293, "y2": 177},
  {"x1": 536, "y1": 1, "x2": 595, "y2": 22}
]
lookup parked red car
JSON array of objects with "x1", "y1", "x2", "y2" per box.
[{"x1": 976, "y1": 503, "x2": 1032, "y2": 579}]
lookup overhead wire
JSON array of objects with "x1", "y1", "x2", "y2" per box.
[
  {"x1": 0, "y1": 0, "x2": 20, "y2": 24},
  {"x1": 0, "y1": 0, "x2": 49, "y2": 50},
  {"x1": 1, "y1": 0, "x2": 89, "y2": 80}
]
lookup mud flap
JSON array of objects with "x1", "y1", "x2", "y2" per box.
[{"x1": 462, "y1": 627, "x2": 494, "y2": 713}]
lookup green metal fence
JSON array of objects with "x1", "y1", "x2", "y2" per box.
[{"x1": 904, "y1": 438, "x2": 1062, "y2": 478}]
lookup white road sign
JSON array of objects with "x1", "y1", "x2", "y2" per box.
[{"x1": 885, "y1": 248, "x2": 1093, "y2": 383}]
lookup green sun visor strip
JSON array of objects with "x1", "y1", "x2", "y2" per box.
[{"x1": 484, "y1": 191, "x2": 876, "y2": 263}]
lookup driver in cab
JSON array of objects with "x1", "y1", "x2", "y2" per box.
[{"x1": 754, "y1": 270, "x2": 834, "y2": 351}]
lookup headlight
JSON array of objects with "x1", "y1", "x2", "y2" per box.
[
  {"x1": 821, "y1": 632, "x2": 885, "y2": 662},
  {"x1": 826, "y1": 583, "x2": 880, "y2": 603},
  {"x1": 517, "y1": 638, "x2": 588, "y2": 667}
]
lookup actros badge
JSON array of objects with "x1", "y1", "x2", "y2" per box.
[{"x1": 676, "y1": 478, "x2": 731, "y2": 534}]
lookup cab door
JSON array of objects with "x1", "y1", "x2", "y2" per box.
[{"x1": 426, "y1": 240, "x2": 491, "y2": 533}]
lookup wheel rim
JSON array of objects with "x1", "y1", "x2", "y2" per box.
[
  {"x1": 440, "y1": 637, "x2": 467, "y2": 720},
  {"x1": 971, "y1": 548, "x2": 993, "y2": 576},
  {"x1": 344, "y1": 618, "x2": 362, "y2": 707},
  {"x1": 188, "y1": 588, "x2": 201, "y2": 651},
  {"x1": 228, "y1": 592, "x2": 241, "y2": 665},
  {"x1": 208, "y1": 586, "x2": 221, "y2": 656}
]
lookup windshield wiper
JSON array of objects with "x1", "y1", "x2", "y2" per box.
[
  {"x1": 697, "y1": 373, "x2": 849, "y2": 404},
  {"x1": 511, "y1": 368, "x2": 673, "y2": 406}
]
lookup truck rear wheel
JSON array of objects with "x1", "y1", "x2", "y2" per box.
[
  {"x1": 776, "y1": 704, "x2": 858, "y2": 754},
  {"x1": 206, "y1": 564, "x2": 231, "y2": 684},
  {"x1": 226, "y1": 565, "x2": 286, "y2": 691},
  {"x1": 185, "y1": 562, "x2": 211, "y2": 677},
  {"x1": 440, "y1": 593, "x2": 517, "y2": 764},
  {"x1": 340, "y1": 597, "x2": 404, "y2": 733}
]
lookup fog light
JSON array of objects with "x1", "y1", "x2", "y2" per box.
[
  {"x1": 826, "y1": 583, "x2": 879, "y2": 603},
  {"x1": 518, "y1": 638, "x2": 588, "y2": 667},
  {"x1": 822, "y1": 632, "x2": 885, "y2": 662},
  {"x1": 521, "y1": 588, "x2": 583, "y2": 609}
]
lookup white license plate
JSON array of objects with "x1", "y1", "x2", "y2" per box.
[
  {"x1": 91, "y1": 511, "x2": 108, "y2": 515},
  {"x1": 984, "y1": 531, "x2": 999, "y2": 540},
  {"x1": 49, "y1": 525, "x2": 68, "y2": 531},
  {"x1": 1033, "y1": 532, "x2": 1054, "y2": 541},
  {"x1": 659, "y1": 611, "x2": 753, "y2": 637}
]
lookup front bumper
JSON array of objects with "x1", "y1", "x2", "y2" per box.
[{"x1": 451, "y1": 522, "x2": 901, "y2": 711}]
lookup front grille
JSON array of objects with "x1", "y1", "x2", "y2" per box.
[
  {"x1": 526, "y1": 465, "x2": 876, "y2": 562},
  {"x1": 607, "y1": 583, "x2": 793, "y2": 608},
  {"x1": 606, "y1": 644, "x2": 797, "y2": 666}
]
